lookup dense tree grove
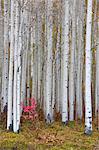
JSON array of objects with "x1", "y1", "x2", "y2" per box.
[{"x1": 0, "y1": 0, "x2": 99, "y2": 135}]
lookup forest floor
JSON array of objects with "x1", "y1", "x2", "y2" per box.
[{"x1": 0, "y1": 119, "x2": 99, "y2": 150}]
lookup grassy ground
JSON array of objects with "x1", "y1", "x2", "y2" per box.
[{"x1": 0, "y1": 120, "x2": 99, "y2": 150}]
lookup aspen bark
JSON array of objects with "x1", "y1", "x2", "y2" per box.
[
  {"x1": 69, "y1": 0, "x2": 76, "y2": 121},
  {"x1": 45, "y1": 0, "x2": 53, "y2": 123},
  {"x1": 0, "y1": 0, "x2": 4, "y2": 112},
  {"x1": 7, "y1": 0, "x2": 14, "y2": 130},
  {"x1": 3, "y1": 0, "x2": 9, "y2": 109},
  {"x1": 13, "y1": 1, "x2": 19, "y2": 132},
  {"x1": 85, "y1": 0, "x2": 93, "y2": 135},
  {"x1": 61, "y1": 0, "x2": 69, "y2": 123}
]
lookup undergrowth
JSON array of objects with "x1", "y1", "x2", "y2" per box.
[{"x1": 0, "y1": 120, "x2": 99, "y2": 150}]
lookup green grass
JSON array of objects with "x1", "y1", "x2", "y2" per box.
[{"x1": 0, "y1": 121, "x2": 99, "y2": 150}]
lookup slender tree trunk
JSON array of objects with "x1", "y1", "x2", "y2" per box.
[
  {"x1": 26, "y1": 7, "x2": 31, "y2": 103},
  {"x1": 0, "y1": 0, "x2": 4, "y2": 112},
  {"x1": 55, "y1": 11, "x2": 61, "y2": 113},
  {"x1": 13, "y1": 0, "x2": 19, "y2": 132},
  {"x1": 85, "y1": 0, "x2": 93, "y2": 135},
  {"x1": 69, "y1": 0, "x2": 76, "y2": 121},
  {"x1": 37, "y1": 1, "x2": 42, "y2": 103},
  {"x1": 45, "y1": 0, "x2": 53, "y2": 123},
  {"x1": 43, "y1": 1, "x2": 47, "y2": 116},
  {"x1": 7, "y1": 0, "x2": 15, "y2": 130},
  {"x1": 52, "y1": 57, "x2": 55, "y2": 121},
  {"x1": 76, "y1": 0, "x2": 84, "y2": 120},
  {"x1": 95, "y1": 1, "x2": 99, "y2": 129},
  {"x1": 61, "y1": 0, "x2": 69, "y2": 123},
  {"x1": 21, "y1": 8, "x2": 28, "y2": 107},
  {"x1": 3, "y1": 0, "x2": 9, "y2": 109},
  {"x1": 16, "y1": 0, "x2": 24, "y2": 131},
  {"x1": 31, "y1": 1, "x2": 38, "y2": 101}
]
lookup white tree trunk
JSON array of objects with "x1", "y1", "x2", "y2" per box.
[
  {"x1": 16, "y1": 0, "x2": 24, "y2": 131},
  {"x1": 52, "y1": 58, "x2": 55, "y2": 121},
  {"x1": 31, "y1": 1, "x2": 38, "y2": 101},
  {"x1": 43, "y1": 2, "x2": 47, "y2": 116},
  {"x1": 21, "y1": 9, "x2": 28, "y2": 107},
  {"x1": 3, "y1": 0, "x2": 9, "y2": 109},
  {"x1": 76, "y1": 0, "x2": 84, "y2": 120},
  {"x1": 61, "y1": 0, "x2": 69, "y2": 123},
  {"x1": 7, "y1": 0, "x2": 15, "y2": 130},
  {"x1": 95, "y1": 9, "x2": 99, "y2": 130},
  {"x1": 27, "y1": 54, "x2": 30, "y2": 100},
  {"x1": 85, "y1": 0, "x2": 93, "y2": 135},
  {"x1": 55, "y1": 14, "x2": 61, "y2": 113},
  {"x1": 26, "y1": 8, "x2": 31, "y2": 103},
  {"x1": 69, "y1": 0, "x2": 76, "y2": 121},
  {"x1": 46, "y1": 0, "x2": 53, "y2": 123},
  {"x1": 0, "y1": 0, "x2": 4, "y2": 112},
  {"x1": 37, "y1": 1, "x2": 42, "y2": 102},
  {"x1": 13, "y1": 1, "x2": 19, "y2": 132}
]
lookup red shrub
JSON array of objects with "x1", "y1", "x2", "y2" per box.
[{"x1": 21, "y1": 98, "x2": 38, "y2": 120}]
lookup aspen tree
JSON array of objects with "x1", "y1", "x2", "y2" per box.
[
  {"x1": 16, "y1": 0, "x2": 24, "y2": 131},
  {"x1": 3, "y1": 0, "x2": 9, "y2": 109},
  {"x1": 43, "y1": 0, "x2": 47, "y2": 116},
  {"x1": 37, "y1": 0, "x2": 43, "y2": 103},
  {"x1": 76, "y1": 0, "x2": 84, "y2": 120},
  {"x1": 13, "y1": 0, "x2": 19, "y2": 132},
  {"x1": 52, "y1": 56, "x2": 55, "y2": 121},
  {"x1": 0, "y1": 0, "x2": 1, "y2": 100},
  {"x1": 7, "y1": 0, "x2": 14, "y2": 130},
  {"x1": 21, "y1": 8, "x2": 28, "y2": 107},
  {"x1": 45, "y1": 0, "x2": 53, "y2": 123},
  {"x1": 26, "y1": 3, "x2": 31, "y2": 104},
  {"x1": 61, "y1": 0, "x2": 69, "y2": 123},
  {"x1": 69, "y1": 0, "x2": 76, "y2": 121},
  {"x1": 0, "y1": 0, "x2": 4, "y2": 111},
  {"x1": 31, "y1": 0, "x2": 38, "y2": 101},
  {"x1": 85, "y1": 0, "x2": 93, "y2": 135},
  {"x1": 55, "y1": 3, "x2": 61, "y2": 113},
  {"x1": 95, "y1": 1, "x2": 99, "y2": 130}
]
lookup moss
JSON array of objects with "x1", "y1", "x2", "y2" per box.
[
  {"x1": 0, "y1": 121, "x2": 98, "y2": 150},
  {"x1": 68, "y1": 121, "x2": 75, "y2": 129}
]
